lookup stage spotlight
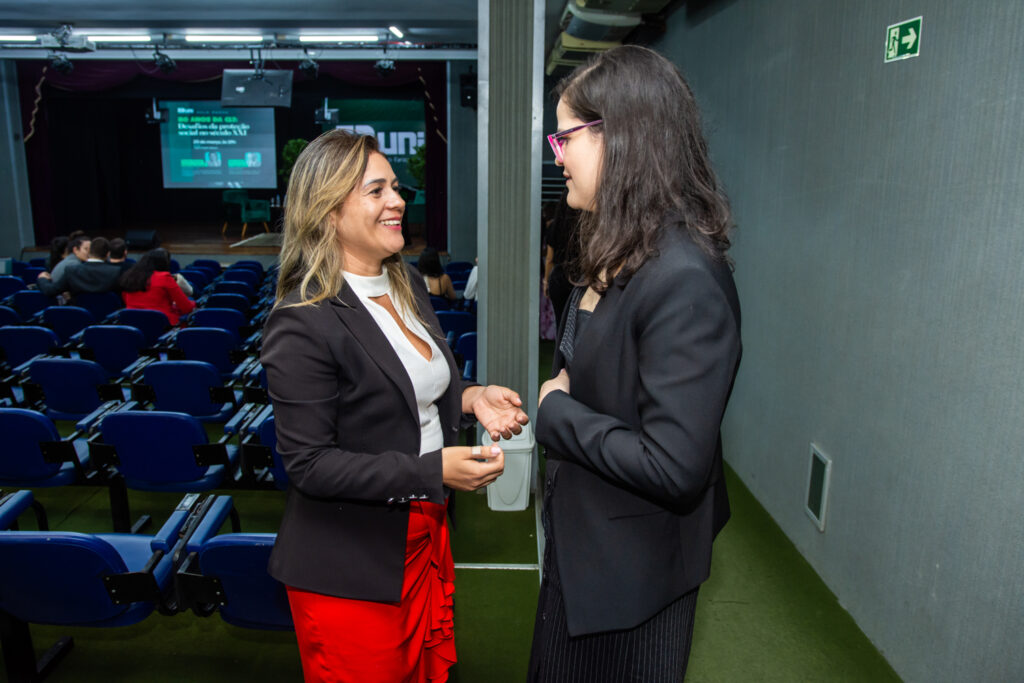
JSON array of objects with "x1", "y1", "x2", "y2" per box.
[
  {"x1": 153, "y1": 48, "x2": 176, "y2": 73},
  {"x1": 299, "y1": 55, "x2": 319, "y2": 80},
  {"x1": 48, "y1": 53, "x2": 73, "y2": 74},
  {"x1": 374, "y1": 59, "x2": 396, "y2": 78}
]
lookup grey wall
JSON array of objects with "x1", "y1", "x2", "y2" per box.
[
  {"x1": 0, "y1": 60, "x2": 34, "y2": 257},
  {"x1": 656, "y1": 2, "x2": 1024, "y2": 681},
  {"x1": 447, "y1": 60, "x2": 478, "y2": 262}
]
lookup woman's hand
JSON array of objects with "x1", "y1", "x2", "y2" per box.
[
  {"x1": 442, "y1": 445, "x2": 505, "y2": 491},
  {"x1": 538, "y1": 369, "x2": 570, "y2": 408},
  {"x1": 464, "y1": 385, "x2": 530, "y2": 441}
]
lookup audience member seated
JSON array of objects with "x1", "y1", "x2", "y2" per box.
[
  {"x1": 36, "y1": 235, "x2": 90, "y2": 296},
  {"x1": 463, "y1": 258, "x2": 479, "y2": 302},
  {"x1": 119, "y1": 248, "x2": 195, "y2": 326},
  {"x1": 43, "y1": 237, "x2": 123, "y2": 299},
  {"x1": 417, "y1": 247, "x2": 457, "y2": 301},
  {"x1": 107, "y1": 238, "x2": 133, "y2": 275}
]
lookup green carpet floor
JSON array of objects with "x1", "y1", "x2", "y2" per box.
[{"x1": 0, "y1": 340, "x2": 900, "y2": 681}]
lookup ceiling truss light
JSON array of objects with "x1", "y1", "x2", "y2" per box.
[
  {"x1": 388, "y1": 26, "x2": 404, "y2": 39},
  {"x1": 299, "y1": 34, "x2": 378, "y2": 43},
  {"x1": 0, "y1": 35, "x2": 38, "y2": 42},
  {"x1": 185, "y1": 34, "x2": 263, "y2": 43},
  {"x1": 88, "y1": 34, "x2": 152, "y2": 43}
]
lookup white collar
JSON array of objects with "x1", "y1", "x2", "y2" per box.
[{"x1": 344, "y1": 268, "x2": 390, "y2": 298}]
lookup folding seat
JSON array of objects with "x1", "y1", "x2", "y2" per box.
[
  {"x1": 79, "y1": 325, "x2": 148, "y2": 378},
  {"x1": 0, "y1": 274, "x2": 26, "y2": 298},
  {"x1": 435, "y1": 310, "x2": 477, "y2": 346},
  {"x1": 210, "y1": 279, "x2": 257, "y2": 301},
  {"x1": 27, "y1": 357, "x2": 124, "y2": 420},
  {"x1": 0, "y1": 407, "x2": 91, "y2": 488},
  {"x1": 0, "y1": 304, "x2": 22, "y2": 327},
  {"x1": 19, "y1": 266, "x2": 45, "y2": 286},
  {"x1": 220, "y1": 267, "x2": 260, "y2": 289},
  {"x1": 94, "y1": 410, "x2": 240, "y2": 493},
  {"x1": 203, "y1": 292, "x2": 250, "y2": 316},
  {"x1": 189, "y1": 258, "x2": 222, "y2": 277},
  {"x1": 0, "y1": 490, "x2": 220, "y2": 681},
  {"x1": 112, "y1": 308, "x2": 171, "y2": 345},
  {"x1": 0, "y1": 325, "x2": 60, "y2": 369},
  {"x1": 11, "y1": 290, "x2": 55, "y2": 319},
  {"x1": 138, "y1": 360, "x2": 241, "y2": 422},
  {"x1": 74, "y1": 291, "x2": 123, "y2": 321},
  {"x1": 42, "y1": 305, "x2": 96, "y2": 344},
  {"x1": 230, "y1": 259, "x2": 265, "y2": 275},
  {"x1": 176, "y1": 495, "x2": 292, "y2": 630},
  {"x1": 430, "y1": 295, "x2": 451, "y2": 312},
  {"x1": 175, "y1": 327, "x2": 247, "y2": 379},
  {"x1": 190, "y1": 307, "x2": 251, "y2": 339},
  {"x1": 27, "y1": 257, "x2": 48, "y2": 268},
  {"x1": 455, "y1": 332, "x2": 477, "y2": 382}
]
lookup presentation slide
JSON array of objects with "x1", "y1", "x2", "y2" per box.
[{"x1": 160, "y1": 101, "x2": 277, "y2": 189}]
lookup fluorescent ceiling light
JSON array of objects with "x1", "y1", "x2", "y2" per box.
[
  {"x1": 299, "y1": 34, "x2": 378, "y2": 43},
  {"x1": 388, "y1": 26, "x2": 404, "y2": 39},
  {"x1": 185, "y1": 34, "x2": 263, "y2": 43},
  {"x1": 88, "y1": 34, "x2": 152, "y2": 43},
  {"x1": 0, "y1": 35, "x2": 37, "y2": 42}
]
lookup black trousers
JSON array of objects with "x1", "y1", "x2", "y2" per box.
[{"x1": 528, "y1": 487, "x2": 699, "y2": 682}]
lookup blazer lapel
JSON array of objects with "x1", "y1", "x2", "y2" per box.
[{"x1": 329, "y1": 283, "x2": 419, "y2": 424}]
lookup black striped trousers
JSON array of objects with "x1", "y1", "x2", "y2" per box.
[{"x1": 527, "y1": 497, "x2": 699, "y2": 682}]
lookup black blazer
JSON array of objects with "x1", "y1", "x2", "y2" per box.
[
  {"x1": 260, "y1": 265, "x2": 470, "y2": 602},
  {"x1": 536, "y1": 225, "x2": 742, "y2": 636}
]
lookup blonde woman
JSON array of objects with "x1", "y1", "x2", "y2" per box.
[{"x1": 261, "y1": 129, "x2": 528, "y2": 683}]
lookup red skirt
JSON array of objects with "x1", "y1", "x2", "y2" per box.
[{"x1": 286, "y1": 500, "x2": 456, "y2": 683}]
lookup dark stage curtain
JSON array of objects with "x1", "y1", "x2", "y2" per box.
[{"x1": 17, "y1": 60, "x2": 449, "y2": 248}]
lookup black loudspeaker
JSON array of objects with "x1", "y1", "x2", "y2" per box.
[
  {"x1": 459, "y1": 72, "x2": 476, "y2": 109},
  {"x1": 124, "y1": 229, "x2": 160, "y2": 251}
]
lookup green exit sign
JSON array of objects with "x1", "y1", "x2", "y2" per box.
[{"x1": 885, "y1": 16, "x2": 922, "y2": 62}]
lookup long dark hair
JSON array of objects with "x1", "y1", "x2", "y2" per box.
[
  {"x1": 416, "y1": 247, "x2": 445, "y2": 278},
  {"x1": 119, "y1": 248, "x2": 171, "y2": 292},
  {"x1": 48, "y1": 236, "x2": 69, "y2": 271},
  {"x1": 555, "y1": 45, "x2": 733, "y2": 292}
]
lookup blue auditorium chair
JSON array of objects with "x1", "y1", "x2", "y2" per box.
[
  {"x1": 0, "y1": 274, "x2": 26, "y2": 298},
  {"x1": 0, "y1": 304, "x2": 22, "y2": 327},
  {"x1": 455, "y1": 332, "x2": 477, "y2": 381},
  {"x1": 190, "y1": 307, "x2": 251, "y2": 340},
  {"x1": 430, "y1": 295, "x2": 451, "y2": 311},
  {"x1": 0, "y1": 325, "x2": 60, "y2": 369},
  {"x1": 27, "y1": 257, "x2": 48, "y2": 268},
  {"x1": 11, "y1": 290, "x2": 55, "y2": 319},
  {"x1": 177, "y1": 268, "x2": 211, "y2": 296},
  {"x1": 74, "y1": 291, "x2": 123, "y2": 321},
  {"x1": 229, "y1": 259, "x2": 264, "y2": 274},
  {"x1": 95, "y1": 410, "x2": 240, "y2": 492},
  {"x1": 138, "y1": 360, "x2": 240, "y2": 422},
  {"x1": 0, "y1": 407, "x2": 91, "y2": 488},
  {"x1": 79, "y1": 325, "x2": 148, "y2": 378},
  {"x1": 176, "y1": 495, "x2": 292, "y2": 630},
  {"x1": 445, "y1": 261, "x2": 474, "y2": 278},
  {"x1": 113, "y1": 308, "x2": 171, "y2": 345},
  {"x1": 435, "y1": 310, "x2": 476, "y2": 346},
  {"x1": 221, "y1": 268, "x2": 261, "y2": 289},
  {"x1": 203, "y1": 292, "x2": 250, "y2": 315},
  {"x1": 176, "y1": 327, "x2": 246, "y2": 379},
  {"x1": 0, "y1": 491, "x2": 213, "y2": 681},
  {"x1": 42, "y1": 305, "x2": 96, "y2": 344},
  {"x1": 210, "y1": 279, "x2": 256, "y2": 301},
  {"x1": 27, "y1": 357, "x2": 124, "y2": 420},
  {"x1": 19, "y1": 266, "x2": 45, "y2": 286},
  {"x1": 189, "y1": 259, "x2": 222, "y2": 277}
]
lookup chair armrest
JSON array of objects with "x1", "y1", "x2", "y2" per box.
[
  {"x1": 0, "y1": 490, "x2": 34, "y2": 529},
  {"x1": 151, "y1": 493, "x2": 203, "y2": 553},
  {"x1": 76, "y1": 399, "x2": 138, "y2": 434},
  {"x1": 223, "y1": 402, "x2": 263, "y2": 436},
  {"x1": 184, "y1": 495, "x2": 235, "y2": 554}
]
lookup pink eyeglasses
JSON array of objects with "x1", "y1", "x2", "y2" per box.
[{"x1": 546, "y1": 119, "x2": 603, "y2": 163}]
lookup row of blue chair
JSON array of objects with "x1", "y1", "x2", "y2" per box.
[{"x1": 0, "y1": 491, "x2": 289, "y2": 682}]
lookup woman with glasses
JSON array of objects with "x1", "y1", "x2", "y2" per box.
[{"x1": 531, "y1": 46, "x2": 742, "y2": 681}]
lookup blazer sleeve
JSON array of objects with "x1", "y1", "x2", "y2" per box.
[
  {"x1": 535, "y1": 264, "x2": 740, "y2": 509},
  {"x1": 261, "y1": 302, "x2": 446, "y2": 504}
]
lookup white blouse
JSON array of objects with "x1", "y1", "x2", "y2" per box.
[{"x1": 344, "y1": 269, "x2": 450, "y2": 456}]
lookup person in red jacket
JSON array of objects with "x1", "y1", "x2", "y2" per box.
[{"x1": 118, "y1": 248, "x2": 195, "y2": 325}]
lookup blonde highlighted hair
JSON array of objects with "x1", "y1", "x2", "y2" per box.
[{"x1": 276, "y1": 129, "x2": 423, "y2": 325}]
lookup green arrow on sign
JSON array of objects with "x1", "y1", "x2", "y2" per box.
[{"x1": 885, "y1": 16, "x2": 922, "y2": 62}]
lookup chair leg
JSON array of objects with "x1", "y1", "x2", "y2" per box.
[
  {"x1": 0, "y1": 611, "x2": 74, "y2": 683},
  {"x1": 108, "y1": 476, "x2": 151, "y2": 534},
  {"x1": 221, "y1": 222, "x2": 228, "y2": 237},
  {"x1": 262, "y1": 222, "x2": 269, "y2": 233},
  {"x1": 241, "y1": 223, "x2": 248, "y2": 239}
]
